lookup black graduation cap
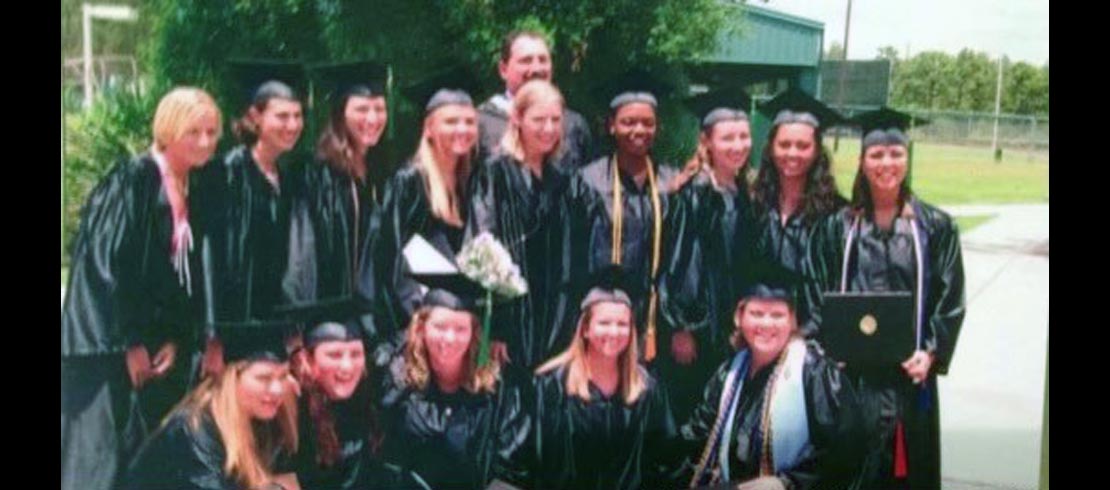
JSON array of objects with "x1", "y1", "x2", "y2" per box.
[
  {"x1": 740, "y1": 261, "x2": 801, "y2": 309},
  {"x1": 216, "y1": 319, "x2": 293, "y2": 364},
  {"x1": 593, "y1": 68, "x2": 677, "y2": 112},
  {"x1": 850, "y1": 106, "x2": 930, "y2": 133},
  {"x1": 273, "y1": 296, "x2": 374, "y2": 348},
  {"x1": 683, "y1": 84, "x2": 754, "y2": 125},
  {"x1": 227, "y1": 58, "x2": 308, "y2": 111},
  {"x1": 310, "y1": 60, "x2": 389, "y2": 107},
  {"x1": 400, "y1": 64, "x2": 484, "y2": 114},
  {"x1": 757, "y1": 86, "x2": 847, "y2": 129},
  {"x1": 850, "y1": 106, "x2": 931, "y2": 150}
]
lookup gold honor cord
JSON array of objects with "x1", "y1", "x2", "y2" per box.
[{"x1": 610, "y1": 154, "x2": 664, "y2": 361}]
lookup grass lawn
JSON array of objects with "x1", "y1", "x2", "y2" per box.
[
  {"x1": 828, "y1": 140, "x2": 1049, "y2": 205},
  {"x1": 954, "y1": 214, "x2": 996, "y2": 234}
]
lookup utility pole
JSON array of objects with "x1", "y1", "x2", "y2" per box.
[
  {"x1": 834, "y1": 0, "x2": 852, "y2": 151},
  {"x1": 991, "y1": 56, "x2": 1004, "y2": 161}
]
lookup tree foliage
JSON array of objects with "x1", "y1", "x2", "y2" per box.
[{"x1": 886, "y1": 48, "x2": 1048, "y2": 116}]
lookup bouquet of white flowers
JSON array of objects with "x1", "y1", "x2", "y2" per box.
[{"x1": 455, "y1": 232, "x2": 528, "y2": 366}]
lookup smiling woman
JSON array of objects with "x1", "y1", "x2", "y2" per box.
[
  {"x1": 376, "y1": 271, "x2": 530, "y2": 489},
  {"x1": 62, "y1": 86, "x2": 222, "y2": 490},
  {"x1": 119, "y1": 326, "x2": 298, "y2": 490},
  {"x1": 532, "y1": 265, "x2": 679, "y2": 490},
  {"x1": 680, "y1": 276, "x2": 862, "y2": 490}
]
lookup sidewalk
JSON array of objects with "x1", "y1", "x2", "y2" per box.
[{"x1": 938, "y1": 203, "x2": 1048, "y2": 490}]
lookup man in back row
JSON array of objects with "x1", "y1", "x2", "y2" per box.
[{"x1": 477, "y1": 30, "x2": 593, "y2": 171}]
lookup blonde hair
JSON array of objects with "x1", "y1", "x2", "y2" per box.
[
  {"x1": 152, "y1": 87, "x2": 223, "y2": 150},
  {"x1": 729, "y1": 298, "x2": 800, "y2": 351},
  {"x1": 535, "y1": 301, "x2": 647, "y2": 405},
  {"x1": 174, "y1": 360, "x2": 298, "y2": 490},
  {"x1": 413, "y1": 105, "x2": 474, "y2": 227},
  {"x1": 402, "y1": 306, "x2": 501, "y2": 394},
  {"x1": 499, "y1": 79, "x2": 564, "y2": 162}
]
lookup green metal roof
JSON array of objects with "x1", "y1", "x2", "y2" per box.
[{"x1": 702, "y1": 3, "x2": 824, "y2": 68}]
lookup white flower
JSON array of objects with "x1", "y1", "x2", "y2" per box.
[{"x1": 456, "y1": 232, "x2": 528, "y2": 298}]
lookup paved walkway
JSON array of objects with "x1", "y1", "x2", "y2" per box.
[{"x1": 938, "y1": 203, "x2": 1048, "y2": 490}]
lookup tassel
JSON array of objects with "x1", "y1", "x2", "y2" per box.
[
  {"x1": 478, "y1": 290, "x2": 493, "y2": 367},
  {"x1": 643, "y1": 324, "x2": 657, "y2": 362},
  {"x1": 894, "y1": 420, "x2": 908, "y2": 479}
]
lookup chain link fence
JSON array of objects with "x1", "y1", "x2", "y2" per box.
[{"x1": 832, "y1": 105, "x2": 1049, "y2": 153}]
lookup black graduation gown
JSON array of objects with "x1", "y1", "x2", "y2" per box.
[
  {"x1": 465, "y1": 154, "x2": 573, "y2": 370},
  {"x1": 377, "y1": 357, "x2": 531, "y2": 489},
  {"x1": 62, "y1": 154, "x2": 204, "y2": 490},
  {"x1": 658, "y1": 172, "x2": 759, "y2": 423},
  {"x1": 194, "y1": 145, "x2": 291, "y2": 325},
  {"x1": 294, "y1": 383, "x2": 427, "y2": 490},
  {"x1": 371, "y1": 164, "x2": 468, "y2": 341},
  {"x1": 282, "y1": 157, "x2": 382, "y2": 344},
  {"x1": 802, "y1": 199, "x2": 966, "y2": 490},
  {"x1": 563, "y1": 156, "x2": 682, "y2": 339},
  {"x1": 532, "y1": 365, "x2": 679, "y2": 490},
  {"x1": 121, "y1": 408, "x2": 290, "y2": 490},
  {"x1": 751, "y1": 198, "x2": 846, "y2": 332},
  {"x1": 476, "y1": 95, "x2": 593, "y2": 173},
  {"x1": 679, "y1": 341, "x2": 862, "y2": 490}
]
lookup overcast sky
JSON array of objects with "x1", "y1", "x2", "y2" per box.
[{"x1": 759, "y1": 0, "x2": 1048, "y2": 65}]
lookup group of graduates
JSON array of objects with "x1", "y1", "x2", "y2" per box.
[{"x1": 61, "y1": 30, "x2": 966, "y2": 490}]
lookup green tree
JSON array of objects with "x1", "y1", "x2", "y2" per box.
[
  {"x1": 826, "y1": 41, "x2": 845, "y2": 60},
  {"x1": 950, "y1": 49, "x2": 995, "y2": 111},
  {"x1": 891, "y1": 51, "x2": 955, "y2": 110},
  {"x1": 1002, "y1": 61, "x2": 1049, "y2": 115},
  {"x1": 876, "y1": 45, "x2": 899, "y2": 63}
]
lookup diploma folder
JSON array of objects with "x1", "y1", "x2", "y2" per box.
[{"x1": 820, "y1": 291, "x2": 915, "y2": 367}]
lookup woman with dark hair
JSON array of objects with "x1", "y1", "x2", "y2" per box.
[
  {"x1": 373, "y1": 83, "x2": 481, "y2": 340},
  {"x1": 563, "y1": 77, "x2": 688, "y2": 367},
  {"x1": 466, "y1": 79, "x2": 573, "y2": 371},
  {"x1": 802, "y1": 115, "x2": 966, "y2": 490},
  {"x1": 121, "y1": 327, "x2": 299, "y2": 490},
  {"x1": 680, "y1": 276, "x2": 860, "y2": 490},
  {"x1": 377, "y1": 273, "x2": 531, "y2": 489},
  {"x1": 532, "y1": 266, "x2": 678, "y2": 490},
  {"x1": 659, "y1": 106, "x2": 759, "y2": 423},
  {"x1": 62, "y1": 87, "x2": 222, "y2": 490},
  {"x1": 196, "y1": 61, "x2": 306, "y2": 376},
  {"x1": 283, "y1": 61, "x2": 389, "y2": 315},
  {"x1": 749, "y1": 101, "x2": 848, "y2": 331},
  {"x1": 285, "y1": 300, "x2": 426, "y2": 490}
]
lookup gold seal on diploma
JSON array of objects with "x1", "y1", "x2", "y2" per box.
[{"x1": 859, "y1": 314, "x2": 878, "y2": 335}]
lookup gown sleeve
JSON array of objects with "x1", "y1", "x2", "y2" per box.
[{"x1": 922, "y1": 209, "x2": 966, "y2": 375}]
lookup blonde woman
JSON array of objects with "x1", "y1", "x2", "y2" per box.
[
  {"x1": 373, "y1": 87, "x2": 480, "y2": 339},
  {"x1": 532, "y1": 266, "x2": 678, "y2": 490},
  {"x1": 377, "y1": 276, "x2": 530, "y2": 489},
  {"x1": 466, "y1": 79, "x2": 573, "y2": 370},
  {"x1": 121, "y1": 329, "x2": 299, "y2": 490},
  {"x1": 62, "y1": 87, "x2": 222, "y2": 490}
]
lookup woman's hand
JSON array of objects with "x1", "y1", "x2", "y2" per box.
[
  {"x1": 150, "y1": 342, "x2": 177, "y2": 378},
  {"x1": 901, "y1": 350, "x2": 934, "y2": 384},
  {"x1": 490, "y1": 341, "x2": 511, "y2": 365},
  {"x1": 671, "y1": 330, "x2": 697, "y2": 365},
  {"x1": 125, "y1": 344, "x2": 152, "y2": 389}
]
